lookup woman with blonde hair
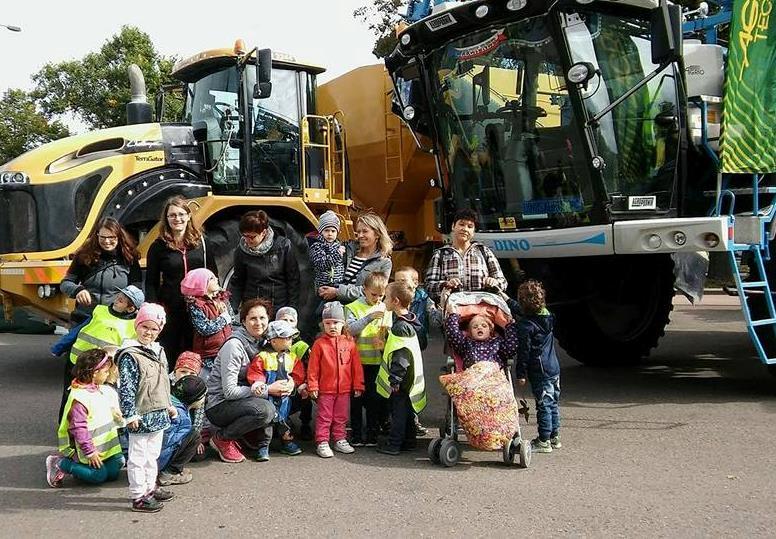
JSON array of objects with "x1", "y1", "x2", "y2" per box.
[
  {"x1": 317, "y1": 212, "x2": 393, "y2": 304},
  {"x1": 145, "y1": 196, "x2": 219, "y2": 363}
]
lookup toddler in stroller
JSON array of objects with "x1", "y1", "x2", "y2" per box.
[{"x1": 429, "y1": 291, "x2": 531, "y2": 467}]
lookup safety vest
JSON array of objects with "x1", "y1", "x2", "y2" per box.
[
  {"x1": 291, "y1": 340, "x2": 309, "y2": 362},
  {"x1": 69, "y1": 305, "x2": 136, "y2": 364},
  {"x1": 57, "y1": 386, "x2": 122, "y2": 463},
  {"x1": 257, "y1": 350, "x2": 299, "y2": 384},
  {"x1": 375, "y1": 330, "x2": 427, "y2": 413},
  {"x1": 346, "y1": 299, "x2": 391, "y2": 365}
]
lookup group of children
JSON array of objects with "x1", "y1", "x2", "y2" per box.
[{"x1": 46, "y1": 209, "x2": 562, "y2": 513}]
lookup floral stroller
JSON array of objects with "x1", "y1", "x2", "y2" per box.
[{"x1": 428, "y1": 291, "x2": 531, "y2": 468}]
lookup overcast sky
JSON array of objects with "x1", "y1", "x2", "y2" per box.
[{"x1": 0, "y1": 0, "x2": 382, "y2": 93}]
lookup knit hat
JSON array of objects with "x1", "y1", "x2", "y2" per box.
[
  {"x1": 266, "y1": 319, "x2": 299, "y2": 340},
  {"x1": 115, "y1": 285, "x2": 145, "y2": 310},
  {"x1": 172, "y1": 375, "x2": 207, "y2": 406},
  {"x1": 180, "y1": 268, "x2": 217, "y2": 297},
  {"x1": 175, "y1": 351, "x2": 203, "y2": 375},
  {"x1": 321, "y1": 301, "x2": 345, "y2": 322},
  {"x1": 275, "y1": 306, "x2": 298, "y2": 326},
  {"x1": 317, "y1": 210, "x2": 341, "y2": 234},
  {"x1": 134, "y1": 302, "x2": 166, "y2": 330}
]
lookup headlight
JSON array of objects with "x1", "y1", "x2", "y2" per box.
[
  {"x1": 0, "y1": 171, "x2": 29, "y2": 184},
  {"x1": 403, "y1": 106, "x2": 416, "y2": 121}
]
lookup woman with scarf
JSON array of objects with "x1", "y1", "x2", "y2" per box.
[
  {"x1": 228, "y1": 210, "x2": 300, "y2": 314},
  {"x1": 145, "y1": 196, "x2": 218, "y2": 364}
]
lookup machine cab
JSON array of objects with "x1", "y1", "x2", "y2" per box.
[{"x1": 174, "y1": 44, "x2": 329, "y2": 196}]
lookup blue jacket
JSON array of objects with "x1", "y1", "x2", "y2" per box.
[
  {"x1": 515, "y1": 311, "x2": 560, "y2": 380},
  {"x1": 157, "y1": 396, "x2": 192, "y2": 471},
  {"x1": 409, "y1": 288, "x2": 429, "y2": 350}
]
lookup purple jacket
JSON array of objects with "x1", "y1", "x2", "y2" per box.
[{"x1": 445, "y1": 313, "x2": 519, "y2": 369}]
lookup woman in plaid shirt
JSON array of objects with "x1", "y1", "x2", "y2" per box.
[{"x1": 424, "y1": 209, "x2": 507, "y2": 304}]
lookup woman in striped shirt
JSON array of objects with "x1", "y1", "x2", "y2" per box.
[{"x1": 317, "y1": 213, "x2": 393, "y2": 304}]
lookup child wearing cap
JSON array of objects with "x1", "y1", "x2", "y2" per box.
[
  {"x1": 117, "y1": 303, "x2": 177, "y2": 513},
  {"x1": 308, "y1": 210, "x2": 345, "y2": 291},
  {"x1": 246, "y1": 320, "x2": 306, "y2": 456},
  {"x1": 307, "y1": 302, "x2": 364, "y2": 458},
  {"x1": 181, "y1": 268, "x2": 234, "y2": 382},
  {"x1": 276, "y1": 307, "x2": 314, "y2": 440},
  {"x1": 157, "y1": 375, "x2": 207, "y2": 486},
  {"x1": 55, "y1": 285, "x2": 145, "y2": 422}
]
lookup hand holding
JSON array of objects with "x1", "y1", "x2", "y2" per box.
[
  {"x1": 167, "y1": 406, "x2": 178, "y2": 419},
  {"x1": 484, "y1": 276, "x2": 499, "y2": 288},
  {"x1": 309, "y1": 390, "x2": 319, "y2": 400},
  {"x1": 354, "y1": 390, "x2": 362, "y2": 398},
  {"x1": 75, "y1": 290, "x2": 92, "y2": 306},
  {"x1": 318, "y1": 286, "x2": 337, "y2": 300},
  {"x1": 126, "y1": 419, "x2": 139, "y2": 431},
  {"x1": 196, "y1": 443, "x2": 206, "y2": 456},
  {"x1": 444, "y1": 278, "x2": 462, "y2": 290}
]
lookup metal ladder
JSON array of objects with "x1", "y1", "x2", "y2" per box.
[{"x1": 717, "y1": 177, "x2": 776, "y2": 366}]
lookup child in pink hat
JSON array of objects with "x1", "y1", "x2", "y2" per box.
[
  {"x1": 180, "y1": 268, "x2": 233, "y2": 382},
  {"x1": 117, "y1": 302, "x2": 177, "y2": 513}
]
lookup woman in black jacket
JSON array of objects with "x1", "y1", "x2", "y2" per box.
[
  {"x1": 60, "y1": 217, "x2": 142, "y2": 323},
  {"x1": 228, "y1": 210, "x2": 300, "y2": 314},
  {"x1": 145, "y1": 196, "x2": 218, "y2": 363}
]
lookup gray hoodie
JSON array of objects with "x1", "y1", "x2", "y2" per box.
[{"x1": 206, "y1": 326, "x2": 269, "y2": 410}]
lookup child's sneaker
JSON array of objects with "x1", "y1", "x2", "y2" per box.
[
  {"x1": 254, "y1": 446, "x2": 270, "y2": 462},
  {"x1": 280, "y1": 441, "x2": 302, "y2": 456},
  {"x1": 151, "y1": 487, "x2": 175, "y2": 501},
  {"x1": 132, "y1": 495, "x2": 163, "y2": 513},
  {"x1": 45, "y1": 454, "x2": 65, "y2": 488},
  {"x1": 157, "y1": 469, "x2": 192, "y2": 486},
  {"x1": 349, "y1": 435, "x2": 365, "y2": 447},
  {"x1": 550, "y1": 434, "x2": 562, "y2": 449},
  {"x1": 333, "y1": 439, "x2": 355, "y2": 454},
  {"x1": 316, "y1": 442, "x2": 334, "y2": 458},
  {"x1": 209, "y1": 433, "x2": 245, "y2": 463},
  {"x1": 530, "y1": 437, "x2": 552, "y2": 453},
  {"x1": 375, "y1": 440, "x2": 401, "y2": 456}
]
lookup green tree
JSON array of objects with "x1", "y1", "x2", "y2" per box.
[
  {"x1": 31, "y1": 25, "x2": 180, "y2": 130},
  {"x1": 0, "y1": 89, "x2": 70, "y2": 164}
]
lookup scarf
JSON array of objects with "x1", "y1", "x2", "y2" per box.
[{"x1": 239, "y1": 226, "x2": 275, "y2": 256}]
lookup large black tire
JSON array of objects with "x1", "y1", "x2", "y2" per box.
[
  {"x1": 553, "y1": 254, "x2": 674, "y2": 366},
  {"x1": 206, "y1": 216, "x2": 317, "y2": 337}
]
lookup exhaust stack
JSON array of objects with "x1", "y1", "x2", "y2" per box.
[{"x1": 126, "y1": 64, "x2": 153, "y2": 125}]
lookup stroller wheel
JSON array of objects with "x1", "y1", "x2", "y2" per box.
[
  {"x1": 439, "y1": 439, "x2": 460, "y2": 467},
  {"x1": 518, "y1": 439, "x2": 531, "y2": 469},
  {"x1": 427, "y1": 437, "x2": 443, "y2": 465},
  {"x1": 502, "y1": 439, "x2": 516, "y2": 464}
]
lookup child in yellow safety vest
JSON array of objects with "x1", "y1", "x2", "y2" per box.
[
  {"x1": 56, "y1": 285, "x2": 144, "y2": 422},
  {"x1": 345, "y1": 271, "x2": 391, "y2": 446},
  {"x1": 47, "y1": 348, "x2": 125, "y2": 488},
  {"x1": 247, "y1": 320, "x2": 306, "y2": 456},
  {"x1": 375, "y1": 282, "x2": 426, "y2": 456}
]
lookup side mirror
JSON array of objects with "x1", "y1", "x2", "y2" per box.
[
  {"x1": 651, "y1": 0, "x2": 682, "y2": 64},
  {"x1": 472, "y1": 65, "x2": 490, "y2": 107},
  {"x1": 254, "y1": 48, "x2": 273, "y2": 99}
]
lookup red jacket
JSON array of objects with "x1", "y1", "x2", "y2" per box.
[{"x1": 307, "y1": 334, "x2": 364, "y2": 394}]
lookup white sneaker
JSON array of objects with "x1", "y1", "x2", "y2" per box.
[
  {"x1": 316, "y1": 442, "x2": 333, "y2": 458},
  {"x1": 334, "y1": 439, "x2": 355, "y2": 454}
]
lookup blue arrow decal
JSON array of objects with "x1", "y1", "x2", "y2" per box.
[{"x1": 533, "y1": 232, "x2": 607, "y2": 248}]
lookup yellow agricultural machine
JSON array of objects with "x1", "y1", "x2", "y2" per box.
[{"x1": 0, "y1": 41, "x2": 352, "y2": 330}]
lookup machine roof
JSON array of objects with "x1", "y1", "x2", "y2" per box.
[{"x1": 172, "y1": 47, "x2": 326, "y2": 82}]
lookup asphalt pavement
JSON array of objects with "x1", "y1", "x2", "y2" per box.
[{"x1": 1, "y1": 294, "x2": 775, "y2": 537}]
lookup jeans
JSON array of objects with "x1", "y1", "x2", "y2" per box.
[
  {"x1": 315, "y1": 393, "x2": 350, "y2": 444},
  {"x1": 206, "y1": 397, "x2": 275, "y2": 447},
  {"x1": 529, "y1": 374, "x2": 560, "y2": 441},
  {"x1": 59, "y1": 454, "x2": 123, "y2": 484},
  {"x1": 387, "y1": 391, "x2": 416, "y2": 449},
  {"x1": 164, "y1": 430, "x2": 201, "y2": 474}
]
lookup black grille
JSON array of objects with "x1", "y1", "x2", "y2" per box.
[{"x1": 0, "y1": 190, "x2": 38, "y2": 254}]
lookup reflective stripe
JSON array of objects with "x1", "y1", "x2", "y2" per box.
[
  {"x1": 78, "y1": 333, "x2": 114, "y2": 348},
  {"x1": 346, "y1": 299, "x2": 390, "y2": 365},
  {"x1": 93, "y1": 437, "x2": 121, "y2": 455}
]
